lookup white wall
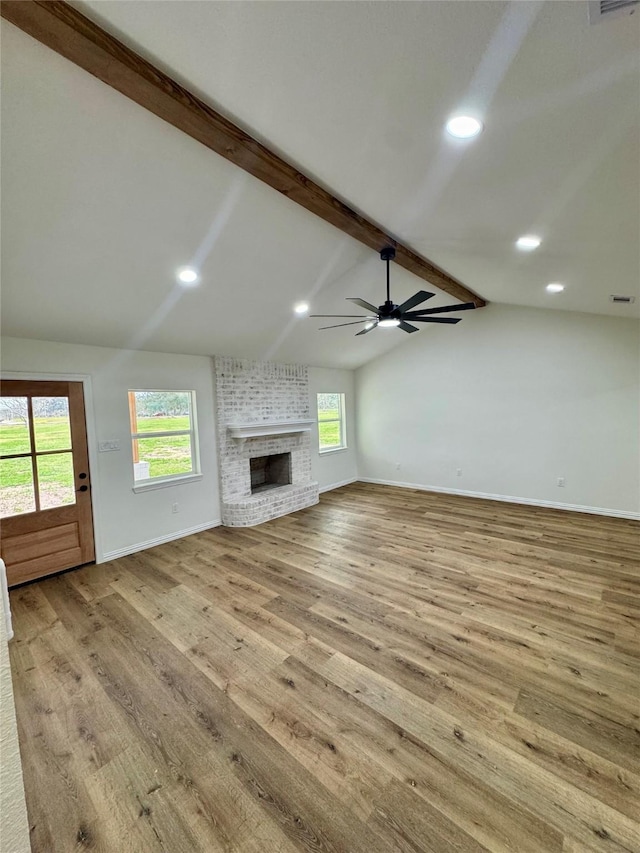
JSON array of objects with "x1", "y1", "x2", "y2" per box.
[
  {"x1": 356, "y1": 305, "x2": 640, "y2": 518},
  {"x1": 309, "y1": 367, "x2": 358, "y2": 492},
  {"x1": 1, "y1": 338, "x2": 221, "y2": 560},
  {"x1": 0, "y1": 615, "x2": 30, "y2": 853}
]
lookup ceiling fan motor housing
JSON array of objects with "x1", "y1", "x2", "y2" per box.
[{"x1": 379, "y1": 299, "x2": 401, "y2": 320}]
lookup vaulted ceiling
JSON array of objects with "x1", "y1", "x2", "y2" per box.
[{"x1": 2, "y1": 1, "x2": 638, "y2": 369}]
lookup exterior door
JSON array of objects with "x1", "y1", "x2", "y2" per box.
[{"x1": 0, "y1": 380, "x2": 95, "y2": 586}]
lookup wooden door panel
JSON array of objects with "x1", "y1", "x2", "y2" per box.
[
  {"x1": 6, "y1": 547, "x2": 84, "y2": 586},
  {"x1": 1, "y1": 380, "x2": 95, "y2": 586},
  {"x1": 2, "y1": 521, "x2": 80, "y2": 564}
]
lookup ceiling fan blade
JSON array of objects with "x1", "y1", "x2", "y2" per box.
[
  {"x1": 318, "y1": 320, "x2": 371, "y2": 330},
  {"x1": 356, "y1": 323, "x2": 377, "y2": 336},
  {"x1": 396, "y1": 290, "x2": 435, "y2": 313},
  {"x1": 310, "y1": 314, "x2": 372, "y2": 318},
  {"x1": 410, "y1": 317, "x2": 461, "y2": 324},
  {"x1": 403, "y1": 302, "x2": 476, "y2": 318},
  {"x1": 398, "y1": 321, "x2": 419, "y2": 333},
  {"x1": 346, "y1": 297, "x2": 379, "y2": 313}
]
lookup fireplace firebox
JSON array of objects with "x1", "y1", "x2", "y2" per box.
[{"x1": 250, "y1": 453, "x2": 292, "y2": 494}]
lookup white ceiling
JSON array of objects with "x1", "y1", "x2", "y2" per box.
[{"x1": 1, "y1": 1, "x2": 638, "y2": 369}]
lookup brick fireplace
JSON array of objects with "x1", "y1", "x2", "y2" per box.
[{"x1": 214, "y1": 357, "x2": 319, "y2": 526}]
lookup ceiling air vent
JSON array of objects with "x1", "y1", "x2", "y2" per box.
[
  {"x1": 589, "y1": 0, "x2": 639, "y2": 23},
  {"x1": 609, "y1": 295, "x2": 636, "y2": 304}
]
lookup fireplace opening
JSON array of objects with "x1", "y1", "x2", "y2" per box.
[{"x1": 250, "y1": 453, "x2": 292, "y2": 494}]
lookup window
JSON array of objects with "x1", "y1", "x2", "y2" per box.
[
  {"x1": 317, "y1": 392, "x2": 346, "y2": 452},
  {"x1": 128, "y1": 390, "x2": 199, "y2": 486},
  {"x1": 0, "y1": 393, "x2": 76, "y2": 517}
]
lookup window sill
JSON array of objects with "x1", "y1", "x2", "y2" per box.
[
  {"x1": 132, "y1": 473, "x2": 203, "y2": 493},
  {"x1": 319, "y1": 446, "x2": 349, "y2": 455}
]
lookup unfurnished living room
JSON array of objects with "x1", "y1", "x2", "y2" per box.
[{"x1": 0, "y1": 1, "x2": 639, "y2": 852}]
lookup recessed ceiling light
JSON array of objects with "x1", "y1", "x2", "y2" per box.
[
  {"x1": 445, "y1": 115, "x2": 483, "y2": 139},
  {"x1": 546, "y1": 283, "x2": 564, "y2": 293},
  {"x1": 378, "y1": 318, "x2": 401, "y2": 328},
  {"x1": 294, "y1": 302, "x2": 309, "y2": 315},
  {"x1": 177, "y1": 267, "x2": 199, "y2": 285},
  {"x1": 516, "y1": 235, "x2": 541, "y2": 251}
]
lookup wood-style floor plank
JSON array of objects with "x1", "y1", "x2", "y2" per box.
[{"x1": 8, "y1": 483, "x2": 640, "y2": 852}]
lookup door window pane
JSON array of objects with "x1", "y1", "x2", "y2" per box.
[
  {"x1": 0, "y1": 398, "x2": 31, "y2": 455},
  {"x1": 0, "y1": 457, "x2": 36, "y2": 517},
  {"x1": 135, "y1": 436, "x2": 193, "y2": 480},
  {"x1": 37, "y1": 452, "x2": 76, "y2": 510},
  {"x1": 33, "y1": 398, "x2": 72, "y2": 452}
]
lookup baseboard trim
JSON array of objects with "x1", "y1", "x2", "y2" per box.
[
  {"x1": 101, "y1": 519, "x2": 222, "y2": 562},
  {"x1": 319, "y1": 477, "x2": 359, "y2": 494},
  {"x1": 357, "y1": 478, "x2": 640, "y2": 521}
]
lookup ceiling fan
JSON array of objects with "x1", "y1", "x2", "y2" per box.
[{"x1": 311, "y1": 247, "x2": 476, "y2": 335}]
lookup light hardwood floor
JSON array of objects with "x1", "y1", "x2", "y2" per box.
[{"x1": 8, "y1": 483, "x2": 640, "y2": 853}]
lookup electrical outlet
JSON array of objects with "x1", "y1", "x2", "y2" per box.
[
  {"x1": 396, "y1": 462, "x2": 401, "y2": 471},
  {"x1": 172, "y1": 503, "x2": 179, "y2": 513},
  {"x1": 557, "y1": 477, "x2": 565, "y2": 488},
  {"x1": 456, "y1": 468, "x2": 462, "y2": 477},
  {"x1": 98, "y1": 440, "x2": 121, "y2": 452}
]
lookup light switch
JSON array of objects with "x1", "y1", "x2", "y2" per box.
[{"x1": 99, "y1": 440, "x2": 121, "y2": 452}]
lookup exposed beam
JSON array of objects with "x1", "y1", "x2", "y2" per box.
[{"x1": 2, "y1": 0, "x2": 487, "y2": 308}]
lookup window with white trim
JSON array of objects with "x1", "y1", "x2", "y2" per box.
[
  {"x1": 317, "y1": 392, "x2": 346, "y2": 452},
  {"x1": 128, "y1": 390, "x2": 199, "y2": 483}
]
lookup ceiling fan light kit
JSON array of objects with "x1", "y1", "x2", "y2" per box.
[{"x1": 311, "y1": 247, "x2": 476, "y2": 336}]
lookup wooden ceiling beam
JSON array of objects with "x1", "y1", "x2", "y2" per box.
[{"x1": 2, "y1": 0, "x2": 487, "y2": 308}]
